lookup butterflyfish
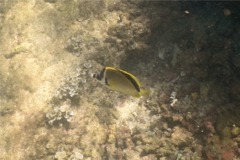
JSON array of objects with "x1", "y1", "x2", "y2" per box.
[{"x1": 93, "y1": 67, "x2": 150, "y2": 98}]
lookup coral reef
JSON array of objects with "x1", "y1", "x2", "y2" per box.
[
  {"x1": 65, "y1": 32, "x2": 100, "y2": 57},
  {"x1": 1, "y1": 1, "x2": 240, "y2": 160},
  {"x1": 45, "y1": 99, "x2": 74, "y2": 127},
  {"x1": 53, "y1": 61, "x2": 93, "y2": 100}
]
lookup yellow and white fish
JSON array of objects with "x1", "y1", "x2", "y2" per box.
[{"x1": 93, "y1": 67, "x2": 150, "y2": 98}]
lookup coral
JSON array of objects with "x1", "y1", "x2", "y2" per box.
[
  {"x1": 2, "y1": 1, "x2": 240, "y2": 160},
  {"x1": 221, "y1": 150, "x2": 235, "y2": 160},
  {"x1": 156, "y1": 42, "x2": 182, "y2": 68},
  {"x1": 65, "y1": 32, "x2": 100, "y2": 57},
  {"x1": 54, "y1": 147, "x2": 84, "y2": 160},
  {"x1": 45, "y1": 100, "x2": 74, "y2": 127},
  {"x1": 171, "y1": 127, "x2": 193, "y2": 147},
  {"x1": 53, "y1": 61, "x2": 92, "y2": 100},
  {"x1": 69, "y1": 148, "x2": 84, "y2": 160},
  {"x1": 55, "y1": 151, "x2": 67, "y2": 160},
  {"x1": 205, "y1": 134, "x2": 236, "y2": 160},
  {"x1": 232, "y1": 126, "x2": 240, "y2": 137},
  {"x1": 170, "y1": 91, "x2": 178, "y2": 107}
]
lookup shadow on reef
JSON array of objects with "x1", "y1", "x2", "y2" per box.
[{"x1": 115, "y1": 1, "x2": 240, "y2": 159}]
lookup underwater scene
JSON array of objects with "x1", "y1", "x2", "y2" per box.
[{"x1": 1, "y1": 0, "x2": 240, "y2": 160}]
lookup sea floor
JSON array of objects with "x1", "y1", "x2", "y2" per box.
[{"x1": 0, "y1": 1, "x2": 240, "y2": 160}]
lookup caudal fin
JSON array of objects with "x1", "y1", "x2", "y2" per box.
[{"x1": 140, "y1": 89, "x2": 151, "y2": 97}]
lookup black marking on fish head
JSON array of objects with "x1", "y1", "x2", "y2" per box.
[{"x1": 93, "y1": 67, "x2": 105, "y2": 81}]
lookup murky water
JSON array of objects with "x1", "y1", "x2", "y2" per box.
[{"x1": 1, "y1": 1, "x2": 240, "y2": 159}]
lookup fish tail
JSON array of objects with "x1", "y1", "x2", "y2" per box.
[{"x1": 140, "y1": 89, "x2": 151, "y2": 97}]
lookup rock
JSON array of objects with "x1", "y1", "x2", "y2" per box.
[
  {"x1": 171, "y1": 127, "x2": 192, "y2": 146},
  {"x1": 44, "y1": 0, "x2": 57, "y2": 3},
  {"x1": 231, "y1": 127, "x2": 240, "y2": 137},
  {"x1": 70, "y1": 148, "x2": 84, "y2": 160},
  {"x1": 55, "y1": 151, "x2": 67, "y2": 160}
]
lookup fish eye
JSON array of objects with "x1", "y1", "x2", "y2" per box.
[
  {"x1": 92, "y1": 73, "x2": 97, "y2": 78},
  {"x1": 92, "y1": 73, "x2": 101, "y2": 80}
]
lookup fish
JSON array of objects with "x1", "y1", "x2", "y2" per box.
[{"x1": 93, "y1": 66, "x2": 150, "y2": 97}]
